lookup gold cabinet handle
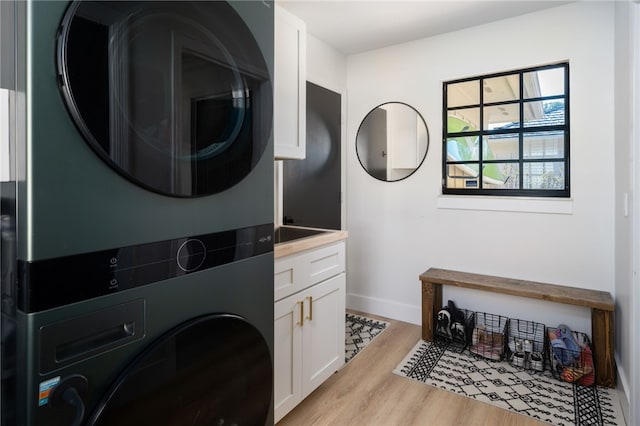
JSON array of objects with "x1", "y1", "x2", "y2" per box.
[
  {"x1": 296, "y1": 300, "x2": 304, "y2": 326},
  {"x1": 305, "y1": 296, "x2": 313, "y2": 321}
]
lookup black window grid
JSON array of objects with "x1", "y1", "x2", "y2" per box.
[{"x1": 442, "y1": 63, "x2": 570, "y2": 197}]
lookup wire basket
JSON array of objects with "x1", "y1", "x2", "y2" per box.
[
  {"x1": 505, "y1": 318, "x2": 546, "y2": 372},
  {"x1": 547, "y1": 326, "x2": 595, "y2": 386},
  {"x1": 469, "y1": 312, "x2": 508, "y2": 361},
  {"x1": 434, "y1": 300, "x2": 475, "y2": 353}
]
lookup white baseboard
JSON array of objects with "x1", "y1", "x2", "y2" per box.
[
  {"x1": 615, "y1": 354, "x2": 631, "y2": 424},
  {"x1": 346, "y1": 292, "x2": 421, "y2": 325}
]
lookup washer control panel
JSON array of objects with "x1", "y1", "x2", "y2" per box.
[{"x1": 20, "y1": 223, "x2": 273, "y2": 312}]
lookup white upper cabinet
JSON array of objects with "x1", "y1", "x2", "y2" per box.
[{"x1": 274, "y1": 5, "x2": 306, "y2": 159}]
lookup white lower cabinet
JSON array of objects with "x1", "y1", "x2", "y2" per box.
[{"x1": 274, "y1": 242, "x2": 346, "y2": 423}]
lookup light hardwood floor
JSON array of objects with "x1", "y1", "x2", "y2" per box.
[{"x1": 277, "y1": 311, "x2": 547, "y2": 426}]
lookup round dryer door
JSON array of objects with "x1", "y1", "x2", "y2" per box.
[
  {"x1": 57, "y1": 1, "x2": 272, "y2": 197},
  {"x1": 87, "y1": 314, "x2": 272, "y2": 425}
]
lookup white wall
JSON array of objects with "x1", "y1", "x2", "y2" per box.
[
  {"x1": 306, "y1": 34, "x2": 346, "y2": 95},
  {"x1": 614, "y1": 0, "x2": 635, "y2": 420},
  {"x1": 346, "y1": 2, "x2": 614, "y2": 342},
  {"x1": 629, "y1": 2, "x2": 640, "y2": 424}
]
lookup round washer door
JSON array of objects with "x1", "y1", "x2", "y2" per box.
[
  {"x1": 87, "y1": 314, "x2": 272, "y2": 425},
  {"x1": 57, "y1": 1, "x2": 272, "y2": 197}
]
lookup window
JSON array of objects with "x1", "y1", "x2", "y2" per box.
[{"x1": 443, "y1": 63, "x2": 569, "y2": 197}]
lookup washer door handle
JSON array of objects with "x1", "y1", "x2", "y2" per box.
[{"x1": 49, "y1": 374, "x2": 89, "y2": 426}]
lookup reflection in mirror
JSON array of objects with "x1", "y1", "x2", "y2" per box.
[{"x1": 356, "y1": 102, "x2": 429, "y2": 182}]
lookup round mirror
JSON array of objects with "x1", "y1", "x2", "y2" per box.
[{"x1": 356, "y1": 102, "x2": 429, "y2": 181}]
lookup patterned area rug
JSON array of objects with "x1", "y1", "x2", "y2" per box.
[
  {"x1": 345, "y1": 313, "x2": 389, "y2": 363},
  {"x1": 393, "y1": 339, "x2": 625, "y2": 426}
]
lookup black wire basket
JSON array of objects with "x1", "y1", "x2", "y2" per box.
[
  {"x1": 505, "y1": 318, "x2": 546, "y2": 372},
  {"x1": 547, "y1": 326, "x2": 595, "y2": 386},
  {"x1": 469, "y1": 311, "x2": 508, "y2": 361},
  {"x1": 434, "y1": 300, "x2": 475, "y2": 353}
]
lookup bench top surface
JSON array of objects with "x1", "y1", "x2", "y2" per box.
[{"x1": 420, "y1": 268, "x2": 614, "y2": 311}]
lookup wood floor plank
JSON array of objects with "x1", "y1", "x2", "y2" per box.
[{"x1": 277, "y1": 311, "x2": 547, "y2": 426}]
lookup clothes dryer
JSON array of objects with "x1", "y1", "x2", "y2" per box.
[{"x1": 2, "y1": 1, "x2": 275, "y2": 424}]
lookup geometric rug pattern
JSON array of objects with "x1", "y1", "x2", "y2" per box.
[
  {"x1": 393, "y1": 339, "x2": 626, "y2": 426},
  {"x1": 345, "y1": 313, "x2": 390, "y2": 364}
]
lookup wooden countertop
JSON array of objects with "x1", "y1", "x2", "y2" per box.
[{"x1": 274, "y1": 226, "x2": 348, "y2": 258}]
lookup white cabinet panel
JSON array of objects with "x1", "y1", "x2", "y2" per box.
[
  {"x1": 274, "y1": 295, "x2": 303, "y2": 423},
  {"x1": 302, "y1": 273, "x2": 345, "y2": 396},
  {"x1": 274, "y1": 5, "x2": 306, "y2": 159},
  {"x1": 275, "y1": 241, "x2": 344, "y2": 301},
  {"x1": 273, "y1": 240, "x2": 346, "y2": 422},
  {"x1": 305, "y1": 242, "x2": 345, "y2": 288},
  {"x1": 274, "y1": 253, "x2": 303, "y2": 301}
]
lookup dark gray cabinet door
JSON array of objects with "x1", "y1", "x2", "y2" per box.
[{"x1": 283, "y1": 82, "x2": 341, "y2": 229}]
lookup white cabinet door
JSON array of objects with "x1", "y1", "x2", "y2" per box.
[
  {"x1": 274, "y1": 273, "x2": 345, "y2": 422},
  {"x1": 274, "y1": 294, "x2": 303, "y2": 423},
  {"x1": 275, "y1": 251, "x2": 304, "y2": 302},
  {"x1": 274, "y1": 241, "x2": 346, "y2": 421},
  {"x1": 275, "y1": 241, "x2": 345, "y2": 302},
  {"x1": 274, "y1": 5, "x2": 306, "y2": 159},
  {"x1": 304, "y1": 242, "x2": 346, "y2": 289},
  {"x1": 301, "y1": 273, "x2": 345, "y2": 397}
]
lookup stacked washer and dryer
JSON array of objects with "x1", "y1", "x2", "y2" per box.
[{"x1": 1, "y1": 1, "x2": 275, "y2": 425}]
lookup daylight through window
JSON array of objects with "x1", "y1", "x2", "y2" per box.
[{"x1": 443, "y1": 63, "x2": 569, "y2": 197}]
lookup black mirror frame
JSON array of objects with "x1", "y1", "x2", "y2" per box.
[{"x1": 355, "y1": 102, "x2": 429, "y2": 182}]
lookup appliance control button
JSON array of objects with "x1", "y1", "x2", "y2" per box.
[{"x1": 176, "y1": 239, "x2": 206, "y2": 272}]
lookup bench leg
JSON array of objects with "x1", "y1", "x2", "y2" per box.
[
  {"x1": 591, "y1": 308, "x2": 616, "y2": 388},
  {"x1": 421, "y1": 281, "x2": 442, "y2": 342}
]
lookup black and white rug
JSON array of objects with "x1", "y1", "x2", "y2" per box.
[
  {"x1": 345, "y1": 313, "x2": 389, "y2": 363},
  {"x1": 393, "y1": 339, "x2": 625, "y2": 426}
]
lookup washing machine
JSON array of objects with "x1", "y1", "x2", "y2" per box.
[{"x1": 1, "y1": 0, "x2": 274, "y2": 424}]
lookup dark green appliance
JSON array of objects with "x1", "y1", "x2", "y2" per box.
[{"x1": 1, "y1": 1, "x2": 274, "y2": 424}]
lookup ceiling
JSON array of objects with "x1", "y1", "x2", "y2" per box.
[{"x1": 278, "y1": 1, "x2": 572, "y2": 55}]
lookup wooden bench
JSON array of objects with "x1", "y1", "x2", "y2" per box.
[{"x1": 420, "y1": 267, "x2": 616, "y2": 388}]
